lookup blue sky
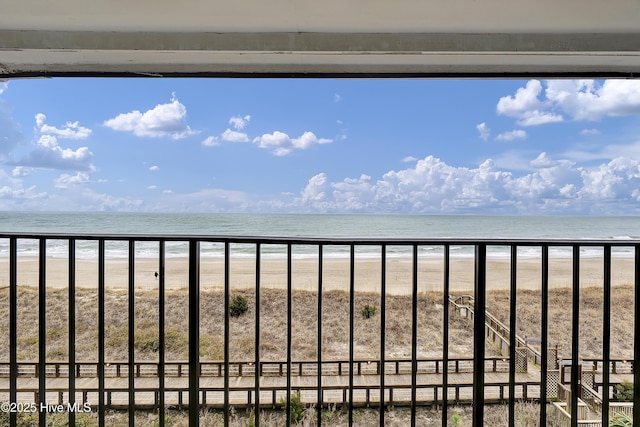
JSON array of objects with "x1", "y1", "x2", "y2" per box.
[{"x1": 1, "y1": 78, "x2": 640, "y2": 214}]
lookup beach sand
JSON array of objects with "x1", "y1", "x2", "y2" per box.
[{"x1": 1, "y1": 255, "x2": 634, "y2": 294}]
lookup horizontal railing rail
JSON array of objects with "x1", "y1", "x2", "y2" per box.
[
  {"x1": 0, "y1": 233, "x2": 638, "y2": 427},
  {"x1": 0, "y1": 357, "x2": 518, "y2": 378}
]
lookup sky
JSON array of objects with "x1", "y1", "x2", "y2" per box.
[{"x1": 1, "y1": 77, "x2": 640, "y2": 214}]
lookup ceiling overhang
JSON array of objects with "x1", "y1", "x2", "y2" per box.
[{"x1": 1, "y1": 1, "x2": 640, "y2": 78}]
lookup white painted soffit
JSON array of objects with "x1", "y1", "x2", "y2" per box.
[{"x1": 1, "y1": 0, "x2": 640, "y2": 77}]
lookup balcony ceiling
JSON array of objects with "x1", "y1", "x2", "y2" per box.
[{"x1": 0, "y1": 0, "x2": 639, "y2": 77}]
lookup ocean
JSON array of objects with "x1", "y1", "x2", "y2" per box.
[{"x1": 1, "y1": 212, "x2": 639, "y2": 260}]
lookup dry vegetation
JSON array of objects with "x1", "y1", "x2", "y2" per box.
[
  {"x1": 7, "y1": 402, "x2": 552, "y2": 427},
  {"x1": 0, "y1": 284, "x2": 621, "y2": 426},
  {"x1": 0, "y1": 284, "x2": 632, "y2": 362},
  {"x1": 484, "y1": 285, "x2": 634, "y2": 359},
  {"x1": 0, "y1": 287, "x2": 486, "y2": 362}
]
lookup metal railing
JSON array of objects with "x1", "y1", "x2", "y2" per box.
[{"x1": 0, "y1": 233, "x2": 639, "y2": 427}]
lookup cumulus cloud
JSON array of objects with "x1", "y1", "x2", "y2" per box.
[
  {"x1": 581, "y1": 128, "x2": 601, "y2": 136},
  {"x1": 54, "y1": 172, "x2": 90, "y2": 189},
  {"x1": 477, "y1": 122, "x2": 491, "y2": 141},
  {"x1": 103, "y1": 95, "x2": 197, "y2": 139},
  {"x1": 253, "y1": 131, "x2": 333, "y2": 156},
  {"x1": 290, "y1": 154, "x2": 640, "y2": 214},
  {"x1": 18, "y1": 134, "x2": 94, "y2": 171},
  {"x1": 229, "y1": 115, "x2": 251, "y2": 130},
  {"x1": 402, "y1": 156, "x2": 418, "y2": 163},
  {"x1": 35, "y1": 113, "x2": 92, "y2": 139},
  {"x1": 15, "y1": 113, "x2": 95, "y2": 171},
  {"x1": 11, "y1": 166, "x2": 33, "y2": 177},
  {"x1": 497, "y1": 80, "x2": 564, "y2": 126},
  {"x1": 0, "y1": 169, "x2": 49, "y2": 208},
  {"x1": 201, "y1": 136, "x2": 220, "y2": 147},
  {"x1": 0, "y1": 81, "x2": 8, "y2": 95},
  {"x1": 545, "y1": 80, "x2": 640, "y2": 121},
  {"x1": 496, "y1": 130, "x2": 527, "y2": 141},
  {"x1": 149, "y1": 165, "x2": 160, "y2": 171},
  {"x1": 221, "y1": 128, "x2": 250, "y2": 143},
  {"x1": 498, "y1": 80, "x2": 640, "y2": 127}
]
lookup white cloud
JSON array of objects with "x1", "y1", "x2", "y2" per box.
[
  {"x1": 147, "y1": 185, "x2": 158, "y2": 190},
  {"x1": 498, "y1": 80, "x2": 640, "y2": 127},
  {"x1": 0, "y1": 184, "x2": 48, "y2": 207},
  {"x1": 288, "y1": 153, "x2": 640, "y2": 214},
  {"x1": 0, "y1": 81, "x2": 7, "y2": 95},
  {"x1": 530, "y1": 152, "x2": 562, "y2": 169},
  {"x1": 73, "y1": 189, "x2": 143, "y2": 211},
  {"x1": 402, "y1": 156, "x2": 418, "y2": 163},
  {"x1": 496, "y1": 130, "x2": 527, "y2": 141},
  {"x1": 334, "y1": 93, "x2": 343, "y2": 103},
  {"x1": 103, "y1": 95, "x2": 197, "y2": 139},
  {"x1": 546, "y1": 80, "x2": 640, "y2": 121},
  {"x1": 301, "y1": 173, "x2": 330, "y2": 204},
  {"x1": 221, "y1": 128, "x2": 250, "y2": 143},
  {"x1": 18, "y1": 134, "x2": 94, "y2": 171},
  {"x1": 149, "y1": 165, "x2": 160, "y2": 171},
  {"x1": 35, "y1": 113, "x2": 92, "y2": 139},
  {"x1": 252, "y1": 131, "x2": 333, "y2": 156},
  {"x1": 581, "y1": 128, "x2": 601, "y2": 136},
  {"x1": 12, "y1": 166, "x2": 34, "y2": 177},
  {"x1": 54, "y1": 172, "x2": 90, "y2": 189},
  {"x1": 477, "y1": 122, "x2": 490, "y2": 141},
  {"x1": 229, "y1": 115, "x2": 251, "y2": 130},
  {"x1": 201, "y1": 136, "x2": 220, "y2": 147},
  {"x1": 497, "y1": 80, "x2": 564, "y2": 126}
]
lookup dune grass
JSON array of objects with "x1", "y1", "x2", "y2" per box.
[
  {"x1": 0, "y1": 284, "x2": 629, "y2": 426},
  {"x1": 0, "y1": 286, "x2": 491, "y2": 362}
]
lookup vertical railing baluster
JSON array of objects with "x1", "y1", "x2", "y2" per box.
[
  {"x1": 98, "y1": 239, "x2": 105, "y2": 427},
  {"x1": 39, "y1": 239, "x2": 46, "y2": 427},
  {"x1": 224, "y1": 241, "x2": 230, "y2": 427},
  {"x1": 255, "y1": 243, "x2": 260, "y2": 425},
  {"x1": 442, "y1": 245, "x2": 450, "y2": 427},
  {"x1": 159, "y1": 241, "x2": 166, "y2": 427},
  {"x1": 570, "y1": 245, "x2": 580, "y2": 427},
  {"x1": 380, "y1": 245, "x2": 386, "y2": 427},
  {"x1": 9, "y1": 237, "x2": 17, "y2": 427},
  {"x1": 472, "y1": 244, "x2": 486, "y2": 427},
  {"x1": 602, "y1": 245, "x2": 611, "y2": 427},
  {"x1": 188, "y1": 240, "x2": 200, "y2": 426},
  {"x1": 633, "y1": 245, "x2": 640, "y2": 427},
  {"x1": 317, "y1": 244, "x2": 323, "y2": 427},
  {"x1": 68, "y1": 239, "x2": 76, "y2": 427},
  {"x1": 286, "y1": 244, "x2": 293, "y2": 425},
  {"x1": 348, "y1": 244, "x2": 355, "y2": 425},
  {"x1": 128, "y1": 240, "x2": 135, "y2": 427},
  {"x1": 540, "y1": 245, "x2": 549, "y2": 425},
  {"x1": 508, "y1": 245, "x2": 517, "y2": 426},
  {"x1": 411, "y1": 244, "x2": 418, "y2": 427}
]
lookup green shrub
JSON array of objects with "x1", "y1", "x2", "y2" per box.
[
  {"x1": 614, "y1": 381, "x2": 634, "y2": 401},
  {"x1": 230, "y1": 295, "x2": 249, "y2": 317},
  {"x1": 610, "y1": 412, "x2": 633, "y2": 427},
  {"x1": 280, "y1": 390, "x2": 304, "y2": 424},
  {"x1": 361, "y1": 304, "x2": 377, "y2": 319}
]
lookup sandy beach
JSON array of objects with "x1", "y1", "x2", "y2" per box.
[{"x1": 1, "y1": 255, "x2": 634, "y2": 294}]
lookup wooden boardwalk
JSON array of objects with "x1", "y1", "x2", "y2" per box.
[
  {"x1": 0, "y1": 363, "x2": 632, "y2": 410},
  {"x1": 0, "y1": 370, "x2": 544, "y2": 409}
]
